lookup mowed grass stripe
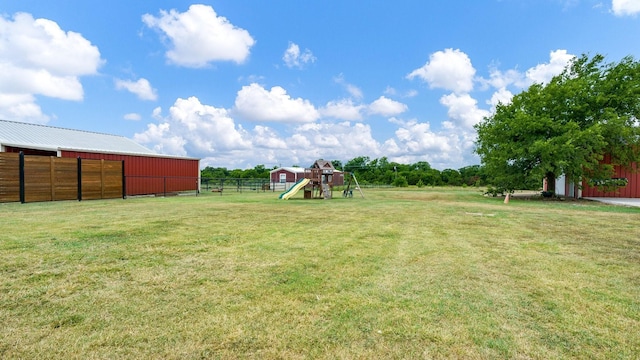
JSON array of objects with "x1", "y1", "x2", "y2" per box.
[{"x1": 0, "y1": 188, "x2": 638, "y2": 359}]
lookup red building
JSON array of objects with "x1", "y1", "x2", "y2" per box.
[
  {"x1": 581, "y1": 155, "x2": 640, "y2": 198},
  {"x1": 546, "y1": 154, "x2": 640, "y2": 198},
  {"x1": 0, "y1": 120, "x2": 199, "y2": 196}
]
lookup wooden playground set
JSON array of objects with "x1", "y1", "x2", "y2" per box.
[{"x1": 279, "y1": 159, "x2": 364, "y2": 200}]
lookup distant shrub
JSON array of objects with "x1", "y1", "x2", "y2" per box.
[{"x1": 393, "y1": 176, "x2": 409, "y2": 187}]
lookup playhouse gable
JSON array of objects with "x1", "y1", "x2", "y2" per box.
[{"x1": 311, "y1": 159, "x2": 335, "y2": 173}]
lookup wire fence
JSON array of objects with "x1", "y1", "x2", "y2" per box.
[{"x1": 123, "y1": 176, "x2": 395, "y2": 198}]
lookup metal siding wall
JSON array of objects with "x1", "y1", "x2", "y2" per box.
[
  {"x1": 61, "y1": 151, "x2": 199, "y2": 195},
  {"x1": 581, "y1": 155, "x2": 640, "y2": 198}
]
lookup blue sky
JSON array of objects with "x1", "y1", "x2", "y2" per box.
[{"x1": 1, "y1": 1, "x2": 639, "y2": 170}]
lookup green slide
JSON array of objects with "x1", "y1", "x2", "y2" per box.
[{"x1": 279, "y1": 178, "x2": 310, "y2": 200}]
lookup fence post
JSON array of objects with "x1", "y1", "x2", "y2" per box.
[
  {"x1": 19, "y1": 151, "x2": 25, "y2": 204},
  {"x1": 164, "y1": 176, "x2": 166, "y2": 197},
  {"x1": 77, "y1": 157, "x2": 82, "y2": 201},
  {"x1": 122, "y1": 160, "x2": 126, "y2": 199}
]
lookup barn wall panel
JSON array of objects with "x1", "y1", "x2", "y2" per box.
[
  {"x1": 61, "y1": 151, "x2": 198, "y2": 196},
  {"x1": 582, "y1": 158, "x2": 640, "y2": 198}
]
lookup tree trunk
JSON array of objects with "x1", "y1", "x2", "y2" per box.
[{"x1": 545, "y1": 172, "x2": 556, "y2": 193}]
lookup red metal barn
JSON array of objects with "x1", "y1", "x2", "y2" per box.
[
  {"x1": 270, "y1": 167, "x2": 307, "y2": 191},
  {"x1": 0, "y1": 120, "x2": 199, "y2": 197},
  {"x1": 62, "y1": 151, "x2": 199, "y2": 196},
  {"x1": 581, "y1": 155, "x2": 640, "y2": 198}
]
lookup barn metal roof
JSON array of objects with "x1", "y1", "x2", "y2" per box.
[
  {"x1": 270, "y1": 167, "x2": 306, "y2": 174},
  {"x1": 0, "y1": 119, "x2": 164, "y2": 157},
  {"x1": 270, "y1": 166, "x2": 343, "y2": 174}
]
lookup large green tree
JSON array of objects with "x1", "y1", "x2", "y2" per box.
[{"x1": 475, "y1": 54, "x2": 640, "y2": 193}]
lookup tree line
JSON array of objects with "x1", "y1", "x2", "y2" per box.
[{"x1": 201, "y1": 157, "x2": 488, "y2": 187}]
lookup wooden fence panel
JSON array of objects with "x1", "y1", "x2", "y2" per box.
[
  {"x1": 102, "y1": 160, "x2": 123, "y2": 199},
  {"x1": 52, "y1": 158, "x2": 78, "y2": 201},
  {"x1": 0, "y1": 153, "x2": 20, "y2": 203},
  {"x1": 24, "y1": 156, "x2": 53, "y2": 202},
  {"x1": 81, "y1": 159, "x2": 103, "y2": 200},
  {"x1": 0, "y1": 154, "x2": 122, "y2": 203},
  {"x1": 82, "y1": 159, "x2": 123, "y2": 200}
]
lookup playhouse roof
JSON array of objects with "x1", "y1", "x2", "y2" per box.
[{"x1": 311, "y1": 159, "x2": 335, "y2": 170}]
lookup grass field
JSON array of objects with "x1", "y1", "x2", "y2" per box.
[{"x1": 1, "y1": 188, "x2": 639, "y2": 359}]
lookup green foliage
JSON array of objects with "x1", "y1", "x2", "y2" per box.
[
  {"x1": 475, "y1": 54, "x2": 640, "y2": 192},
  {"x1": 201, "y1": 164, "x2": 270, "y2": 179},
  {"x1": 416, "y1": 179, "x2": 425, "y2": 188},
  {"x1": 392, "y1": 175, "x2": 409, "y2": 187},
  {"x1": 440, "y1": 169, "x2": 463, "y2": 186},
  {"x1": 588, "y1": 177, "x2": 629, "y2": 192},
  {"x1": 200, "y1": 166, "x2": 230, "y2": 179},
  {"x1": 201, "y1": 157, "x2": 490, "y2": 187},
  {"x1": 484, "y1": 185, "x2": 507, "y2": 197}
]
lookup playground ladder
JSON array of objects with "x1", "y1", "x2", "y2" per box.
[{"x1": 322, "y1": 184, "x2": 331, "y2": 199}]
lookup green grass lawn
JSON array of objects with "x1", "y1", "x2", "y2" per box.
[{"x1": 1, "y1": 188, "x2": 638, "y2": 359}]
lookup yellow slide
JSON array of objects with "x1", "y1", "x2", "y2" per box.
[{"x1": 279, "y1": 178, "x2": 310, "y2": 200}]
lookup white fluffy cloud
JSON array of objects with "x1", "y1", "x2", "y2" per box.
[
  {"x1": 124, "y1": 113, "x2": 142, "y2": 121},
  {"x1": 476, "y1": 49, "x2": 575, "y2": 111},
  {"x1": 0, "y1": 12, "x2": 103, "y2": 123},
  {"x1": 134, "y1": 96, "x2": 250, "y2": 157},
  {"x1": 440, "y1": 93, "x2": 490, "y2": 129},
  {"x1": 142, "y1": 4, "x2": 255, "y2": 67},
  {"x1": 407, "y1": 48, "x2": 476, "y2": 94},
  {"x1": 115, "y1": 78, "x2": 158, "y2": 101},
  {"x1": 612, "y1": 0, "x2": 640, "y2": 16},
  {"x1": 320, "y1": 99, "x2": 365, "y2": 120},
  {"x1": 482, "y1": 67, "x2": 527, "y2": 90},
  {"x1": 283, "y1": 42, "x2": 316, "y2": 68},
  {"x1": 234, "y1": 83, "x2": 320, "y2": 123},
  {"x1": 334, "y1": 74, "x2": 363, "y2": 99},
  {"x1": 290, "y1": 122, "x2": 381, "y2": 164},
  {"x1": 525, "y1": 49, "x2": 575, "y2": 84},
  {"x1": 319, "y1": 96, "x2": 408, "y2": 120},
  {"x1": 133, "y1": 91, "x2": 485, "y2": 170},
  {"x1": 488, "y1": 88, "x2": 514, "y2": 109},
  {"x1": 368, "y1": 96, "x2": 408, "y2": 117},
  {"x1": 135, "y1": 95, "x2": 386, "y2": 169},
  {"x1": 381, "y1": 118, "x2": 471, "y2": 169},
  {"x1": 392, "y1": 120, "x2": 452, "y2": 154},
  {"x1": 0, "y1": 94, "x2": 48, "y2": 124}
]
